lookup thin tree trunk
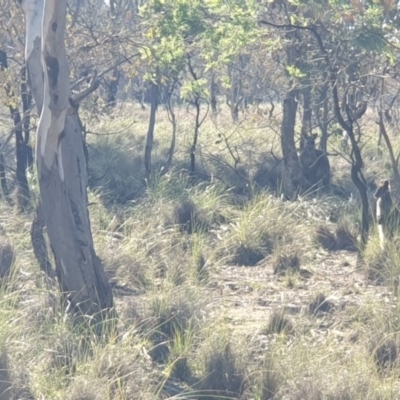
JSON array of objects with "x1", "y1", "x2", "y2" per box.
[
  {"x1": 144, "y1": 81, "x2": 158, "y2": 178},
  {"x1": 378, "y1": 110, "x2": 400, "y2": 189},
  {"x1": 0, "y1": 154, "x2": 10, "y2": 199},
  {"x1": 11, "y1": 103, "x2": 31, "y2": 211},
  {"x1": 228, "y1": 62, "x2": 241, "y2": 123},
  {"x1": 105, "y1": 67, "x2": 120, "y2": 108},
  {"x1": 210, "y1": 72, "x2": 218, "y2": 116},
  {"x1": 0, "y1": 51, "x2": 31, "y2": 211},
  {"x1": 21, "y1": 66, "x2": 34, "y2": 168},
  {"x1": 332, "y1": 78, "x2": 369, "y2": 245},
  {"x1": 317, "y1": 80, "x2": 329, "y2": 152},
  {"x1": 165, "y1": 99, "x2": 176, "y2": 170},
  {"x1": 300, "y1": 83, "x2": 312, "y2": 148},
  {"x1": 190, "y1": 98, "x2": 201, "y2": 174},
  {"x1": 280, "y1": 89, "x2": 306, "y2": 197},
  {"x1": 309, "y1": 27, "x2": 370, "y2": 245}
]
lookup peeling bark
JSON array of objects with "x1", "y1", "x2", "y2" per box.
[
  {"x1": 21, "y1": 0, "x2": 45, "y2": 113},
  {"x1": 21, "y1": 0, "x2": 52, "y2": 276}
]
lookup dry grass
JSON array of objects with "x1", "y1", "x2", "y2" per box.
[{"x1": 1, "y1": 103, "x2": 400, "y2": 399}]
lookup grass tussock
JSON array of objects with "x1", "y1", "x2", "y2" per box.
[
  {"x1": 215, "y1": 195, "x2": 313, "y2": 267},
  {"x1": 371, "y1": 337, "x2": 398, "y2": 371},
  {"x1": 308, "y1": 293, "x2": 332, "y2": 315},
  {"x1": 315, "y1": 219, "x2": 358, "y2": 252},
  {"x1": 197, "y1": 336, "x2": 247, "y2": 399},
  {"x1": 272, "y1": 252, "x2": 301, "y2": 276},
  {"x1": 263, "y1": 310, "x2": 293, "y2": 335},
  {"x1": 363, "y1": 234, "x2": 400, "y2": 285}
]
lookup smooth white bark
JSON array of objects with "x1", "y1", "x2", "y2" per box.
[
  {"x1": 21, "y1": 0, "x2": 44, "y2": 112},
  {"x1": 20, "y1": 0, "x2": 43, "y2": 60},
  {"x1": 38, "y1": 0, "x2": 69, "y2": 174}
]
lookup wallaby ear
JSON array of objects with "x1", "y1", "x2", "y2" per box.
[{"x1": 312, "y1": 133, "x2": 318, "y2": 139}]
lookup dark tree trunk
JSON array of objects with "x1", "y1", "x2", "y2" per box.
[
  {"x1": 210, "y1": 72, "x2": 218, "y2": 115},
  {"x1": 144, "y1": 81, "x2": 158, "y2": 178},
  {"x1": 300, "y1": 83, "x2": 312, "y2": 148},
  {"x1": 331, "y1": 70, "x2": 369, "y2": 245},
  {"x1": 281, "y1": 89, "x2": 307, "y2": 197},
  {"x1": 105, "y1": 68, "x2": 120, "y2": 108},
  {"x1": 0, "y1": 154, "x2": 10, "y2": 199},
  {"x1": 30, "y1": 201, "x2": 54, "y2": 278},
  {"x1": 378, "y1": 109, "x2": 400, "y2": 189},
  {"x1": 227, "y1": 58, "x2": 244, "y2": 123},
  {"x1": 165, "y1": 92, "x2": 177, "y2": 171},
  {"x1": 10, "y1": 105, "x2": 31, "y2": 211},
  {"x1": 317, "y1": 80, "x2": 329, "y2": 152},
  {"x1": 0, "y1": 50, "x2": 32, "y2": 210},
  {"x1": 190, "y1": 98, "x2": 201, "y2": 174}
]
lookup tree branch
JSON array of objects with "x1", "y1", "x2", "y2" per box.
[{"x1": 70, "y1": 73, "x2": 100, "y2": 106}]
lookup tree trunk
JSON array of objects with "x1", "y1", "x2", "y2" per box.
[
  {"x1": 309, "y1": 27, "x2": 370, "y2": 245},
  {"x1": 377, "y1": 110, "x2": 400, "y2": 191},
  {"x1": 0, "y1": 50, "x2": 31, "y2": 211},
  {"x1": 28, "y1": 0, "x2": 114, "y2": 320},
  {"x1": 280, "y1": 89, "x2": 306, "y2": 197},
  {"x1": 21, "y1": 0, "x2": 54, "y2": 278},
  {"x1": 30, "y1": 201, "x2": 54, "y2": 278},
  {"x1": 165, "y1": 97, "x2": 176, "y2": 171},
  {"x1": 11, "y1": 101, "x2": 31, "y2": 211},
  {"x1": 105, "y1": 67, "x2": 120, "y2": 108},
  {"x1": 144, "y1": 81, "x2": 158, "y2": 178},
  {"x1": 228, "y1": 60, "x2": 242, "y2": 123},
  {"x1": 21, "y1": 0, "x2": 45, "y2": 114},
  {"x1": 331, "y1": 80, "x2": 369, "y2": 245},
  {"x1": 317, "y1": 80, "x2": 329, "y2": 152},
  {"x1": 210, "y1": 72, "x2": 218, "y2": 116},
  {"x1": 300, "y1": 83, "x2": 312, "y2": 148},
  {"x1": 190, "y1": 98, "x2": 201, "y2": 174},
  {"x1": 21, "y1": 67, "x2": 34, "y2": 169},
  {"x1": 0, "y1": 154, "x2": 10, "y2": 199}
]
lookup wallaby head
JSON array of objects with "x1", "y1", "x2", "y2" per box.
[{"x1": 303, "y1": 133, "x2": 318, "y2": 151}]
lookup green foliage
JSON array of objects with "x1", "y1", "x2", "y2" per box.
[
  {"x1": 139, "y1": 0, "x2": 261, "y2": 97},
  {"x1": 286, "y1": 65, "x2": 307, "y2": 79}
]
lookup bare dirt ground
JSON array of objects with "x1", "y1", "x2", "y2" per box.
[{"x1": 215, "y1": 250, "x2": 391, "y2": 340}]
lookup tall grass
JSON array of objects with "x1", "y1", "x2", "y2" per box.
[{"x1": 0, "y1": 104, "x2": 399, "y2": 398}]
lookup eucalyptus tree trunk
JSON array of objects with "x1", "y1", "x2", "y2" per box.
[
  {"x1": 21, "y1": 0, "x2": 53, "y2": 278},
  {"x1": 21, "y1": 0, "x2": 44, "y2": 113},
  {"x1": 22, "y1": 0, "x2": 114, "y2": 319}
]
